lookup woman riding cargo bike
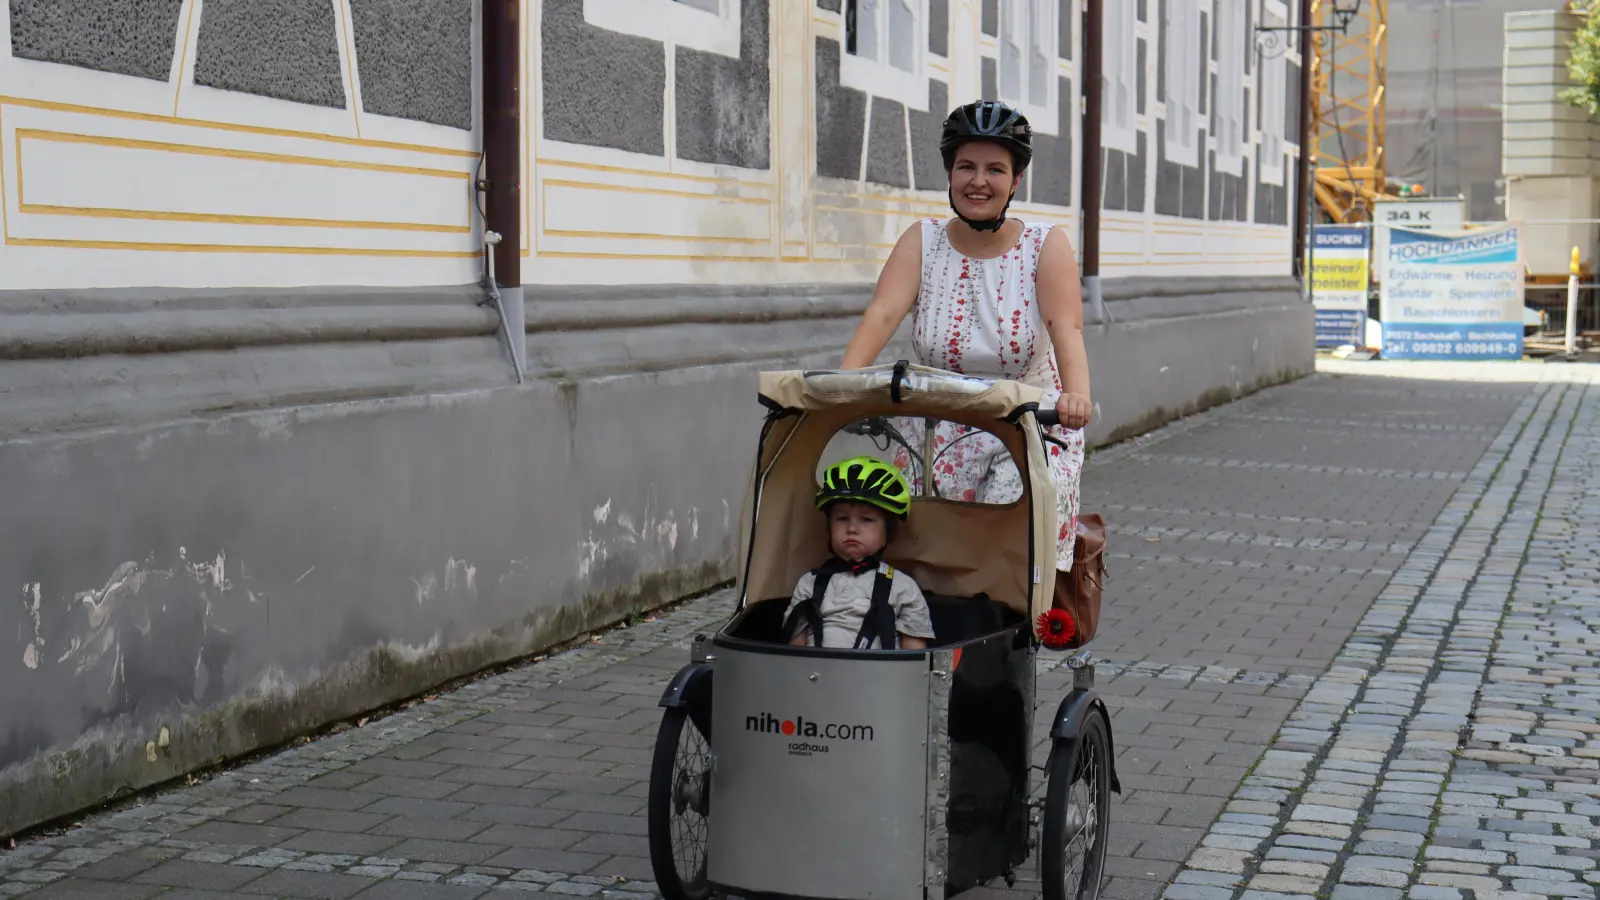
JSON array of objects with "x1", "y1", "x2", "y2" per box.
[{"x1": 645, "y1": 100, "x2": 1117, "y2": 900}]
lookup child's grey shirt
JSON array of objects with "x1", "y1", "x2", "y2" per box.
[{"x1": 785, "y1": 563, "x2": 937, "y2": 649}]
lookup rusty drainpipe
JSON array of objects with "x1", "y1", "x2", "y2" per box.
[
  {"x1": 1292, "y1": 0, "x2": 1314, "y2": 287},
  {"x1": 1081, "y1": 0, "x2": 1105, "y2": 324},
  {"x1": 481, "y1": 0, "x2": 525, "y2": 381}
]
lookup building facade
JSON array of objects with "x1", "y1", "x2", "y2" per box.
[
  {"x1": 1385, "y1": 0, "x2": 1568, "y2": 224},
  {"x1": 0, "y1": 0, "x2": 1312, "y2": 834}
]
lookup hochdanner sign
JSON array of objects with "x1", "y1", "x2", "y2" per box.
[
  {"x1": 1372, "y1": 197, "x2": 1466, "y2": 284},
  {"x1": 1377, "y1": 223, "x2": 1525, "y2": 361}
]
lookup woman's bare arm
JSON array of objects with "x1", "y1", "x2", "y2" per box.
[
  {"x1": 839, "y1": 224, "x2": 924, "y2": 369},
  {"x1": 1037, "y1": 226, "x2": 1092, "y2": 426}
]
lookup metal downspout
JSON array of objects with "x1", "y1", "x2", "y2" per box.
[
  {"x1": 481, "y1": 0, "x2": 526, "y2": 381},
  {"x1": 1081, "y1": 0, "x2": 1106, "y2": 324},
  {"x1": 1293, "y1": 0, "x2": 1315, "y2": 294}
]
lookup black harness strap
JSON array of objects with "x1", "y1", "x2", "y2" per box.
[
  {"x1": 782, "y1": 560, "x2": 899, "y2": 649},
  {"x1": 853, "y1": 565, "x2": 899, "y2": 650}
]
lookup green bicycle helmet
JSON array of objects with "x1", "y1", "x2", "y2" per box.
[{"x1": 817, "y1": 456, "x2": 912, "y2": 520}]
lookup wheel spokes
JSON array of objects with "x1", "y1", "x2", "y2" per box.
[
  {"x1": 1061, "y1": 736, "x2": 1104, "y2": 900},
  {"x1": 668, "y1": 720, "x2": 712, "y2": 887}
]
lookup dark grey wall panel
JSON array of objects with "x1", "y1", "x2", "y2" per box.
[
  {"x1": 349, "y1": 0, "x2": 472, "y2": 130},
  {"x1": 866, "y1": 97, "x2": 910, "y2": 188},
  {"x1": 8, "y1": 0, "x2": 183, "y2": 81},
  {"x1": 982, "y1": 56, "x2": 997, "y2": 100},
  {"x1": 1208, "y1": 150, "x2": 1222, "y2": 220},
  {"x1": 982, "y1": 0, "x2": 998, "y2": 36},
  {"x1": 1158, "y1": 124, "x2": 1203, "y2": 220},
  {"x1": 1128, "y1": 132, "x2": 1148, "y2": 213},
  {"x1": 818, "y1": 0, "x2": 841, "y2": 9},
  {"x1": 1182, "y1": 129, "x2": 1206, "y2": 218},
  {"x1": 815, "y1": 39, "x2": 866, "y2": 179},
  {"x1": 1103, "y1": 149, "x2": 1127, "y2": 213},
  {"x1": 1156, "y1": 131, "x2": 1180, "y2": 216},
  {"x1": 1138, "y1": 0, "x2": 1148, "y2": 22},
  {"x1": 1060, "y1": 0, "x2": 1073, "y2": 59},
  {"x1": 1156, "y1": 130, "x2": 1203, "y2": 219},
  {"x1": 1157, "y1": 1, "x2": 1166, "y2": 103},
  {"x1": 193, "y1": 0, "x2": 346, "y2": 109},
  {"x1": 543, "y1": 0, "x2": 664, "y2": 155},
  {"x1": 930, "y1": 0, "x2": 949, "y2": 57},
  {"x1": 1288, "y1": 62, "x2": 1301, "y2": 138},
  {"x1": 1137, "y1": 37, "x2": 1147, "y2": 115},
  {"x1": 1238, "y1": 159, "x2": 1251, "y2": 222},
  {"x1": 1030, "y1": 77, "x2": 1073, "y2": 207},
  {"x1": 1255, "y1": 145, "x2": 1289, "y2": 225},
  {"x1": 910, "y1": 81, "x2": 950, "y2": 192},
  {"x1": 1209, "y1": 155, "x2": 1247, "y2": 223},
  {"x1": 676, "y1": 0, "x2": 771, "y2": 169}
]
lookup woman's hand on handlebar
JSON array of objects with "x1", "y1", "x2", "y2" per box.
[{"x1": 1055, "y1": 393, "x2": 1092, "y2": 430}]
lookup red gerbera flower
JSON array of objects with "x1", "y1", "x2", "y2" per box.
[{"x1": 1036, "y1": 608, "x2": 1076, "y2": 650}]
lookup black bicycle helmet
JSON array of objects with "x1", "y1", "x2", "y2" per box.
[
  {"x1": 940, "y1": 100, "x2": 1034, "y2": 173},
  {"x1": 939, "y1": 100, "x2": 1033, "y2": 232}
]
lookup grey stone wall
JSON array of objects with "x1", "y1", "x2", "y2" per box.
[
  {"x1": 1154, "y1": 0, "x2": 1207, "y2": 221},
  {"x1": 194, "y1": 0, "x2": 347, "y2": 109},
  {"x1": 1155, "y1": 130, "x2": 1208, "y2": 218},
  {"x1": 542, "y1": 0, "x2": 666, "y2": 155},
  {"x1": 8, "y1": 0, "x2": 183, "y2": 81},
  {"x1": 866, "y1": 97, "x2": 911, "y2": 188},
  {"x1": 676, "y1": 0, "x2": 771, "y2": 169},
  {"x1": 543, "y1": 0, "x2": 771, "y2": 169},
  {"x1": 1209, "y1": 152, "x2": 1250, "y2": 222},
  {"x1": 0, "y1": 274, "x2": 1310, "y2": 836},
  {"x1": 815, "y1": 38, "x2": 867, "y2": 180},
  {"x1": 350, "y1": 0, "x2": 473, "y2": 130},
  {"x1": 1029, "y1": 78, "x2": 1075, "y2": 207},
  {"x1": 1103, "y1": 133, "x2": 1147, "y2": 214},
  {"x1": 1060, "y1": 0, "x2": 1074, "y2": 58},
  {"x1": 929, "y1": 0, "x2": 950, "y2": 57},
  {"x1": 909, "y1": 81, "x2": 951, "y2": 192}
]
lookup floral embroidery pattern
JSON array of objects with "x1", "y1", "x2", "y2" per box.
[{"x1": 908, "y1": 219, "x2": 1087, "y2": 571}]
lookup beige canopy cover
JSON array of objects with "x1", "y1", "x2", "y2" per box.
[{"x1": 738, "y1": 364, "x2": 1059, "y2": 621}]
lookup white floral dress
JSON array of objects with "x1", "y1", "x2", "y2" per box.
[{"x1": 889, "y1": 218, "x2": 1086, "y2": 571}]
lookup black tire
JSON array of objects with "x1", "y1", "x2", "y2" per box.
[
  {"x1": 1040, "y1": 709, "x2": 1112, "y2": 900},
  {"x1": 648, "y1": 707, "x2": 713, "y2": 900}
]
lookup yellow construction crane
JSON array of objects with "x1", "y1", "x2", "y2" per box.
[{"x1": 1309, "y1": 0, "x2": 1388, "y2": 223}]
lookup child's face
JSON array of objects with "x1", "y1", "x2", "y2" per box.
[{"x1": 828, "y1": 502, "x2": 888, "y2": 562}]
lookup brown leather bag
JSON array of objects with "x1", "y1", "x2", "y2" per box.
[{"x1": 1053, "y1": 513, "x2": 1106, "y2": 647}]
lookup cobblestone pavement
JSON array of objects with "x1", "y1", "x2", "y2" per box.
[
  {"x1": 1, "y1": 361, "x2": 1594, "y2": 900},
  {"x1": 1161, "y1": 362, "x2": 1599, "y2": 900}
]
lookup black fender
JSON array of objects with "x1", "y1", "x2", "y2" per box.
[
  {"x1": 658, "y1": 661, "x2": 714, "y2": 742},
  {"x1": 1049, "y1": 688, "x2": 1122, "y2": 794}
]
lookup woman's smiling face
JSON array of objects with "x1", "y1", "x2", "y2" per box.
[{"x1": 948, "y1": 141, "x2": 1020, "y2": 221}]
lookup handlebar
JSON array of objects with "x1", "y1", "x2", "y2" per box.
[{"x1": 1033, "y1": 408, "x2": 1060, "y2": 427}]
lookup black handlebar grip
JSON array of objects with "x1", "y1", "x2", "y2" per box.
[{"x1": 1034, "y1": 408, "x2": 1060, "y2": 427}]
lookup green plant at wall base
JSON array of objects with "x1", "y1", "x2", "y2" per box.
[{"x1": 1562, "y1": 3, "x2": 1600, "y2": 116}]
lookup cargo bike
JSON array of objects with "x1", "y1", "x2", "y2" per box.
[{"x1": 647, "y1": 363, "x2": 1120, "y2": 900}]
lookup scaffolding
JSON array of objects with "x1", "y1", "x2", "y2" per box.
[{"x1": 1310, "y1": 0, "x2": 1388, "y2": 223}]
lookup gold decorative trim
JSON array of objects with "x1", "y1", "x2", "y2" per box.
[
  {"x1": 0, "y1": 96, "x2": 479, "y2": 159},
  {"x1": 172, "y1": 0, "x2": 199, "y2": 117},
  {"x1": 542, "y1": 178, "x2": 772, "y2": 205},
  {"x1": 17, "y1": 129, "x2": 471, "y2": 181},
  {"x1": 4, "y1": 236, "x2": 479, "y2": 257},
  {"x1": 17, "y1": 203, "x2": 470, "y2": 234}
]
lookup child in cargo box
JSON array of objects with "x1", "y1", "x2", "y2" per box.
[{"x1": 781, "y1": 456, "x2": 936, "y2": 650}]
